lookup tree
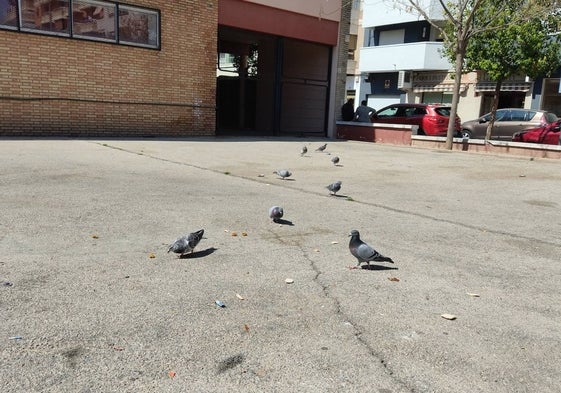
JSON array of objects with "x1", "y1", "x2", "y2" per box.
[
  {"x1": 465, "y1": 16, "x2": 561, "y2": 140},
  {"x1": 393, "y1": 0, "x2": 560, "y2": 149}
]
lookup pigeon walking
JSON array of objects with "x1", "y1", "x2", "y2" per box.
[
  {"x1": 300, "y1": 146, "x2": 308, "y2": 156},
  {"x1": 268, "y1": 206, "x2": 284, "y2": 222},
  {"x1": 315, "y1": 143, "x2": 327, "y2": 152},
  {"x1": 168, "y1": 229, "x2": 204, "y2": 257},
  {"x1": 273, "y1": 169, "x2": 292, "y2": 180},
  {"x1": 348, "y1": 230, "x2": 394, "y2": 268},
  {"x1": 331, "y1": 156, "x2": 340, "y2": 165},
  {"x1": 326, "y1": 181, "x2": 342, "y2": 196}
]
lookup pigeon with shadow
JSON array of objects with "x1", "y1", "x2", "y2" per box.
[
  {"x1": 269, "y1": 206, "x2": 284, "y2": 223},
  {"x1": 315, "y1": 143, "x2": 327, "y2": 152},
  {"x1": 168, "y1": 229, "x2": 204, "y2": 257},
  {"x1": 348, "y1": 230, "x2": 394, "y2": 269},
  {"x1": 300, "y1": 146, "x2": 307, "y2": 156},
  {"x1": 273, "y1": 169, "x2": 292, "y2": 180},
  {"x1": 326, "y1": 181, "x2": 342, "y2": 196}
]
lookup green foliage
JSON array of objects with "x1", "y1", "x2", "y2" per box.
[
  {"x1": 233, "y1": 44, "x2": 258, "y2": 77},
  {"x1": 465, "y1": 16, "x2": 561, "y2": 81}
]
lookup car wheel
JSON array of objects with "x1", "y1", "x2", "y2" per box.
[{"x1": 461, "y1": 129, "x2": 472, "y2": 139}]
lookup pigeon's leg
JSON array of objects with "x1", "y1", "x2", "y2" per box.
[{"x1": 348, "y1": 260, "x2": 361, "y2": 270}]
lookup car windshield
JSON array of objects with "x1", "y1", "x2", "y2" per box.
[{"x1": 434, "y1": 107, "x2": 451, "y2": 116}]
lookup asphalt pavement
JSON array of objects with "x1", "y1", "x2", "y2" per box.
[{"x1": 1, "y1": 137, "x2": 560, "y2": 393}]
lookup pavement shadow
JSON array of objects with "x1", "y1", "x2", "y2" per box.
[
  {"x1": 273, "y1": 218, "x2": 294, "y2": 226},
  {"x1": 180, "y1": 247, "x2": 218, "y2": 259},
  {"x1": 361, "y1": 264, "x2": 398, "y2": 271}
]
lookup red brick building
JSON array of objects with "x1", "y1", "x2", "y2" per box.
[{"x1": 0, "y1": 0, "x2": 344, "y2": 137}]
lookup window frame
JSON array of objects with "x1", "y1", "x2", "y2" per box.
[
  {"x1": 116, "y1": 3, "x2": 159, "y2": 49},
  {"x1": 19, "y1": 0, "x2": 71, "y2": 37},
  {"x1": 71, "y1": 0, "x2": 117, "y2": 43},
  {"x1": 0, "y1": 0, "x2": 160, "y2": 50}
]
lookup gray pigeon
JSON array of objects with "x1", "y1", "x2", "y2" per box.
[
  {"x1": 315, "y1": 143, "x2": 327, "y2": 152},
  {"x1": 348, "y1": 230, "x2": 394, "y2": 268},
  {"x1": 326, "y1": 181, "x2": 342, "y2": 195},
  {"x1": 331, "y1": 156, "x2": 340, "y2": 165},
  {"x1": 269, "y1": 206, "x2": 284, "y2": 222},
  {"x1": 168, "y1": 229, "x2": 204, "y2": 257},
  {"x1": 273, "y1": 169, "x2": 292, "y2": 180},
  {"x1": 300, "y1": 146, "x2": 307, "y2": 156}
]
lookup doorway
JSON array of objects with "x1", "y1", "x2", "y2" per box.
[{"x1": 217, "y1": 26, "x2": 331, "y2": 136}]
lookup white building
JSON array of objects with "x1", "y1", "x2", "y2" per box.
[{"x1": 353, "y1": 0, "x2": 553, "y2": 121}]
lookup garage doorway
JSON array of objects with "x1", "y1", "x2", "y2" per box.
[{"x1": 217, "y1": 26, "x2": 331, "y2": 137}]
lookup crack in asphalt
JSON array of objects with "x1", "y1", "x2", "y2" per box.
[{"x1": 265, "y1": 227, "x2": 415, "y2": 392}]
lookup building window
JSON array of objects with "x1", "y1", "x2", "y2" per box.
[
  {"x1": 423, "y1": 92, "x2": 452, "y2": 104},
  {"x1": 20, "y1": 0, "x2": 70, "y2": 36},
  {"x1": 72, "y1": 0, "x2": 116, "y2": 42},
  {"x1": 0, "y1": 0, "x2": 18, "y2": 29},
  {"x1": 1, "y1": 0, "x2": 160, "y2": 49},
  {"x1": 365, "y1": 28, "x2": 375, "y2": 46},
  {"x1": 118, "y1": 4, "x2": 158, "y2": 48}
]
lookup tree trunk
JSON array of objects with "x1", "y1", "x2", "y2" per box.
[
  {"x1": 445, "y1": 49, "x2": 465, "y2": 149},
  {"x1": 485, "y1": 80, "x2": 502, "y2": 141}
]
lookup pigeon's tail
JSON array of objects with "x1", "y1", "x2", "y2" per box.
[{"x1": 376, "y1": 255, "x2": 394, "y2": 263}]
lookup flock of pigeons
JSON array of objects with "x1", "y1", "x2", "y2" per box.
[{"x1": 168, "y1": 143, "x2": 394, "y2": 269}]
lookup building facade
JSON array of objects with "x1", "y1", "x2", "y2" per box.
[
  {"x1": 354, "y1": 0, "x2": 561, "y2": 122},
  {"x1": 1, "y1": 0, "x2": 344, "y2": 137}
]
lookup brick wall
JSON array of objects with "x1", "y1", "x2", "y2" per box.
[{"x1": 0, "y1": 1, "x2": 218, "y2": 137}]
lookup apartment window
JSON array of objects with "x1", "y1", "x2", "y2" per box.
[
  {"x1": 423, "y1": 92, "x2": 452, "y2": 104},
  {"x1": 0, "y1": 0, "x2": 18, "y2": 29},
  {"x1": 20, "y1": 0, "x2": 70, "y2": 36},
  {"x1": 379, "y1": 29, "x2": 404, "y2": 45},
  {"x1": 118, "y1": 4, "x2": 158, "y2": 47},
  {"x1": 365, "y1": 28, "x2": 375, "y2": 47},
  {"x1": 1, "y1": 0, "x2": 159, "y2": 49},
  {"x1": 72, "y1": 0, "x2": 116, "y2": 42}
]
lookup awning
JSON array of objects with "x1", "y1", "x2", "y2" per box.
[
  {"x1": 475, "y1": 82, "x2": 532, "y2": 92},
  {"x1": 413, "y1": 83, "x2": 468, "y2": 93}
]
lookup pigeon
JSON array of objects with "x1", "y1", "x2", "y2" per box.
[
  {"x1": 168, "y1": 229, "x2": 204, "y2": 257},
  {"x1": 273, "y1": 169, "x2": 292, "y2": 180},
  {"x1": 348, "y1": 230, "x2": 394, "y2": 268},
  {"x1": 331, "y1": 156, "x2": 340, "y2": 165},
  {"x1": 300, "y1": 146, "x2": 307, "y2": 156},
  {"x1": 326, "y1": 181, "x2": 342, "y2": 196},
  {"x1": 269, "y1": 206, "x2": 284, "y2": 222},
  {"x1": 315, "y1": 143, "x2": 327, "y2": 152}
]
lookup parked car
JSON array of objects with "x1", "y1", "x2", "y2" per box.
[
  {"x1": 461, "y1": 108, "x2": 558, "y2": 140},
  {"x1": 512, "y1": 119, "x2": 561, "y2": 145},
  {"x1": 371, "y1": 103, "x2": 461, "y2": 136}
]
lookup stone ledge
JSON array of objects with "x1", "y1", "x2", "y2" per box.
[
  {"x1": 335, "y1": 122, "x2": 561, "y2": 159},
  {"x1": 336, "y1": 121, "x2": 413, "y2": 145},
  {"x1": 411, "y1": 136, "x2": 561, "y2": 159}
]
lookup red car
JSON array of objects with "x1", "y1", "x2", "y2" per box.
[
  {"x1": 372, "y1": 103, "x2": 461, "y2": 136},
  {"x1": 512, "y1": 120, "x2": 561, "y2": 145}
]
